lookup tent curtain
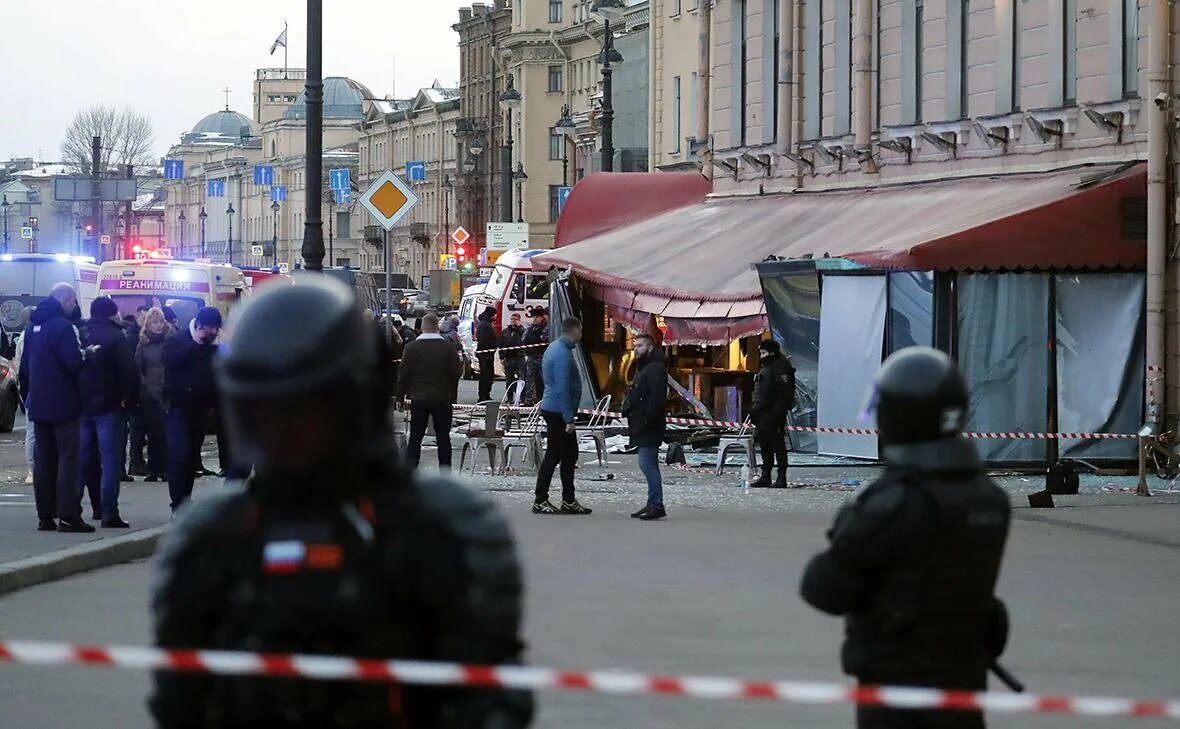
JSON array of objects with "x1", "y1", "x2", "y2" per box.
[
  {"x1": 756, "y1": 261, "x2": 821, "y2": 452},
  {"x1": 888, "y1": 272, "x2": 935, "y2": 352},
  {"x1": 1055, "y1": 273, "x2": 1145, "y2": 459},
  {"x1": 958, "y1": 273, "x2": 1050, "y2": 462},
  {"x1": 817, "y1": 275, "x2": 887, "y2": 458}
]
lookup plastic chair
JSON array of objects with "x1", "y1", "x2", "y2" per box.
[
  {"x1": 576, "y1": 395, "x2": 612, "y2": 467},
  {"x1": 502, "y1": 405, "x2": 545, "y2": 473},
  {"x1": 715, "y1": 419, "x2": 757, "y2": 475},
  {"x1": 459, "y1": 401, "x2": 505, "y2": 475}
]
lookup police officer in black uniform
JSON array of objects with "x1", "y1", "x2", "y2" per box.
[
  {"x1": 800, "y1": 347, "x2": 1011, "y2": 729},
  {"x1": 148, "y1": 276, "x2": 534, "y2": 729},
  {"x1": 521, "y1": 307, "x2": 549, "y2": 405},
  {"x1": 749, "y1": 339, "x2": 795, "y2": 488}
]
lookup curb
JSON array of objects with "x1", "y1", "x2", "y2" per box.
[{"x1": 0, "y1": 525, "x2": 167, "y2": 597}]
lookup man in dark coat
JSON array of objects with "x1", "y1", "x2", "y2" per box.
[
  {"x1": 475, "y1": 305, "x2": 498, "y2": 401},
  {"x1": 162, "y1": 306, "x2": 221, "y2": 511},
  {"x1": 521, "y1": 307, "x2": 549, "y2": 404},
  {"x1": 800, "y1": 348, "x2": 1011, "y2": 729},
  {"x1": 749, "y1": 339, "x2": 795, "y2": 488},
  {"x1": 123, "y1": 306, "x2": 149, "y2": 478},
  {"x1": 500, "y1": 312, "x2": 527, "y2": 397},
  {"x1": 624, "y1": 334, "x2": 667, "y2": 520},
  {"x1": 19, "y1": 283, "x2": 96, "y2": 532},
  {"x1": 78, "y1": 297, "x2": 138, "y2": 527},
  {"x1": 397, "y1": 312, "x2": 462, "y2": 470}
]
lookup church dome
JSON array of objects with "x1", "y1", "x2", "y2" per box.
[
  {"x1": 184, "y1": 110, "x2": 255, "y2": 143},
  {"x1": 283, "y1": 77, "x2": 374, "y2": 120}
]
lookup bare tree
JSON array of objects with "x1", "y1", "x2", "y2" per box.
[{"x1": 61, "y1": 105, "x2": 156, "y2": 174}]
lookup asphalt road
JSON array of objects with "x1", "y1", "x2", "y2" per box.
[{"x1": 1, "y1": 480, "x2": 1178, "y2": 729}]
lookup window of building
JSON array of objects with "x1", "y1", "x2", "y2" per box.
[
  {"x1": 549, "y1": 0, "x2": 563, "y2": 23},
  {"x1": 336, "y1": 211, "x2": 350, "y2": 239},
  {"x1": 672, "y1": 75, "x2": 682, "y2": 152},
  {"x1": 803, "y1": 0, "x2": 824, "y2": 139},
  {"x1": 1064, "y1": 0, "x2": 1078, "y2": 105},
  {"x1": 548, "y1": 185, "x2": 563, "y2": 223},
  {"x1": 835, "y1": 0, "x2": 853, "y2": 135},
  {"x1": 548, "y1": 65, "x2": 563, "y2": 92},
  {"x1": 550, "y1": 129, "x2": 564, "y2": 160},
  {"x1": 1122, "y1": 0, "x2": 1138, "y2": 97},
  {"x1": 336, "y1": 257, "x2": 351, "y2": 267},
  {"x1": 673, "y1": 0, "x2": 683, "y2": 14},
  {"x1": 734, "y1": 0, "x2": 748, "y2": 146}
]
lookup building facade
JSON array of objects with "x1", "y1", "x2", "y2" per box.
[{"x1": 358, "y1": 84, "x2": 461, "y2": 286}]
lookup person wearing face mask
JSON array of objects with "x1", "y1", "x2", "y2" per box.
[
  {"x1": 162, "y1": 307, "x2": 222, "y2": 511},
  {"x1": 19, "y1": 282, "x2": 101, "y2": 532}
]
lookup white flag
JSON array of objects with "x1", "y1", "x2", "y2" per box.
[{"x1": 269, "y1": 27, "x2": 288, "y2": 55}]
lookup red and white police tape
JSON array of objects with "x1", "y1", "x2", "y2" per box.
[
  {"x1": 0, "y1": 640, "x2": 1177, "y2": 720},
  {"x1": 451, "y1": 404, "x2": 1143, "y2": 441}
]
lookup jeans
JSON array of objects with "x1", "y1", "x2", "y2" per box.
[
  {"x1": 477, "y1": 354, "x2": 496, "y2": 402},
  {"x1": 32, "y1": 419, "x2": 80, "y2": 522},
  {"x1": 24, "y1": 423, "x2": 35, "y2": 472},
  {"x1": 127, "y1": 405, "x2": 147, "y2": 471},
  {"x1": 142, "y1": 398, "x2": 168, "y2": 477},
  {"x1": 407, "y1": 402, "x2": 454, "y2": 469},
  {"x1": 79, "y1": 411, "x2": 126, "y2": 519},
  {"x1": 166, "y1": 406, "x2": 206, "y2": 511},
  {"x1": 535, "y1": 410, "x2": 577, "y2": 504},
  {"x1": 637, "y1": 445, "x2": 663, "y2": 509}
]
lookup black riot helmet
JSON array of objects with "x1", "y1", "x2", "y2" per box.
[
  {"x1": 216, "y1": 274, "x2": 386, "y2": 487},
  {"x1": 865, "y1": 346, "x2": 969, "y2": 446}
]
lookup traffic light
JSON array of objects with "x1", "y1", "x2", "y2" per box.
[
  {"x1": 456, "y1": 244, "x2": 467, "y2": 268},
  {"x1": 84, "y1": 224, "x2": 93, "y2": 235},
  {"x1": 462, "y1": 260, "x2": 474, "y2": 272}
]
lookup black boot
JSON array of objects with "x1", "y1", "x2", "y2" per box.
[
  {"x1": 748, "y1": 463, "x2": 773, "y2": 488},
  {"x1": 773, "y1": 468, "x2": 789, "y2": 488}
]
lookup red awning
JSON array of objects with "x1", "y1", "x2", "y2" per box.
[
  {"x1": 537, "y1": 164, "x2": 1145, "y2": 314},
  {"x1": 554, "y1": 172, "x2": 711, "y2": 247}
]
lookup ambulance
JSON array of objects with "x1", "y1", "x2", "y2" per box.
[
  {"x1": 480, "y1": 249, "x2": 551, "y2": 333},
  {"x1": 97, "y1": 257, "x2": 248, "y2": 329}
]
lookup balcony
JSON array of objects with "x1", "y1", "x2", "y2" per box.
[
  {"x1": 364, "y1": 225, "x2": 384, "y2": 243},
  {"x1": 410, "y1": 222, "x2": 432, "y2": 241}
]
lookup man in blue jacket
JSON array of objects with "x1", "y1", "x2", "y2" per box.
[
  {"x1": 532, "y1": 316, "x2": 592, "y2": 515},
  {"x1": 18, "y1": 283, "x2": 96, "y2": 532},
  {"x1": 163, "y1": 307, "x2": 221, "y2": 511},
  {"x1": 78, "y1": 297, "x2": 139, "y2": 528}
]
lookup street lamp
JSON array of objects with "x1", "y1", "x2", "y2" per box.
[
  {"x1": 271, "y1": 200, "x2": 280, "y2": 268},
  {"x1": 1, "y1": 195, "x2": 9, "y2": 254},
  {"x1": 513, "y1": 164, "x2": 528, "y2": 223},
  {"x1": 226, "y1": 202, "x2": 236, "y2": 264},
  {"x1": 177, "y1": 209, "x2": 186, "y2": 257},
  {"x1": 443, "y1": 176, "x2": 454, "y2": 254},
  {"x1": 198, "y1": 206, "x2": 208, "y2": 258},
  {"x1": 592, "y1": 0, "x2": 626, "y2": 173},
  {"x1": 499, "y1": 74, "x2": 522, "y2": 223},
  {"x1": 303, "y1": 0, "x2": 325, "y2": 271},
  {"x1": 555, "y1": 105, "x2": 576, "y2": 185}
]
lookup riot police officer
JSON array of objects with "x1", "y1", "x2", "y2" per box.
[
  {"x1": 799, "y1": 347, "x2": 1011, "y2": 729},
  {"x1": 749, "y1": 339, "x2": 795, "y2": 488},
  {"x1": 148, "y1": 276, "x2": 534, "y2": 729}
]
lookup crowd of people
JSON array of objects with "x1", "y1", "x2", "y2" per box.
[{"x1": 15, "y1": 282, "x2": 228, "y2": 532}]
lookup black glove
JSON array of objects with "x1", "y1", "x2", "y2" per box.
[{"x1": 988, "y1": 597, "x2": 1010, "y2": 658}]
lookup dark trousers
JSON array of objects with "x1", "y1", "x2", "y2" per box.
[
  {"x1": 143, "y1": 398, "x2": 168, "y2": 477},
  {"x1": 525, "y1": 358, "x2": 544, "y2": 403},
  {"x1": 503, "y1": 357, "x2": 525, "y2": 394},
  {"x1": 79, "y1": 411, "x2": 125, "y2": 519},
  {"x1": 857, "y1": 705, "x2": 985, "y2": 729},
  {"x1": 477, "y1": 353, "x2": 496, "y2": 401},
  {"x1": 166, "y1": 406, "x2": 206, "y2": 511},
  {"x1": 756, "y1": 417, "x2": 789, "y2": 475},
  {"x1": 33, "y1": 419, "x2": 81, "y2": 522},
  {"x1": 127, "y1": 405, "x2": 147, "y2": 471},
  {"x1": 535, "y1": 410, "x2": 577, "y2": 504},
  {"x1": 408, "y1": 402, "x2": 454, "y2": 469}
]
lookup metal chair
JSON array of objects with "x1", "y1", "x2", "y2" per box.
[
  {"x1": 715, "y1": 419, "x2": 758, "y2": 475},
  {"x1": 502, "y1": 405, "x2": 545, "y2": 474},
  {"x1": 576, "y1": 395, "x2": 612, "y2": 467},
  {"x1": 391, "y1": 406, "x2": 409, "y2": 457},
  {"x1": 501, "y1": 379, "x2": 527, "y2": 431},
  {"x1": 459, "y1": 401, "x2": 505, "y2": 476}
]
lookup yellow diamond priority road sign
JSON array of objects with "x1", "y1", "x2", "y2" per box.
[
  {"x1": 451, "y1": 226, "x2": 471, "y2": 245},
  {"x1": 359, "y1": 169, "x2": 419, "y2": 231}
]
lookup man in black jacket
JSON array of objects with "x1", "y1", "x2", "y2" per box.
[
  {"x1": 78, "y1": 297, "x2": 138, "y2": 528},
  {"x1": 500, "y1": 312, "x2": 527, "y2": 396},
  {"x1": 521, "y1": 307, "x2": 549, "y2": 404},
  {"x1": 163, "y1": 307, "x2": 221, "y2": 511},
  {"x1": 475, "y1": 305, "x2": 498, "y2": 401},
  {"x1": 749, "y1": 339, "x2": 795, "y2": 488},
  {"x1": 19, "y1": 283, "x2": 96, "y2": 532},
  {"x1": 800, "y1": 348, "x2": 1011, "y2": 729},
  {"x1": 624, "y1": 334, "x2": 668, "y2": 520},
  {"x1": 149, "y1": 275, "x2": 533, "y2": 729},
  {"x1": 397, "y1": 312, "x2": 462, "y2": 470}
]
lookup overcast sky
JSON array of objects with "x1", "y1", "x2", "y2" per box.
[{"x1": 0, "y1": 0, "x2": 470, "y2": 162}]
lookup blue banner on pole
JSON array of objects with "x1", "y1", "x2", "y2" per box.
[
  {"x1": 164, "y1": 160, "x2": 185, "y2": 180},
  {"x1": 253, "y1": 165, "x2": 274, "y2": 186},
  {"x1": 557, "y1": 186, "x2": 572, "y2": 215},
  {"x1": 207, "y1": 180, "x2": 225, "y2": 197},
  {"x1": 329, "y1": 168, "x2": 351, "y2": 191},
  {"x1": 271, "y1": 185, "x2": 287, "y2": 202}
]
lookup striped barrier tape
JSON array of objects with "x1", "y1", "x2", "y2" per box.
[
  {"x1": 392, "y1": 341, "x2": 544, "y2": 365},
  {"x1": 446, "y1": 404, "x2": 1144, "y2": 441},
  {"x1": 0, "y1": 640, "x2": 1177, "y2": 719}
]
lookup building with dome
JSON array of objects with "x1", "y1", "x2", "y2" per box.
[{"x1": 161, "y1": 69, "x2": 387, "y2": 271}]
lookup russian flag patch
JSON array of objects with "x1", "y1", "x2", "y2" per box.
[{"x1": 263, "y1": 541, "x2": 306, "y2": 574}]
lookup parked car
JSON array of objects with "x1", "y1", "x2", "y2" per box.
[
  {"x1": 0, "y1": 356, "x2": 18, "y2": 432},
  {"x1": 407, "y1": 291, "x2": 430, "y2": 318}
]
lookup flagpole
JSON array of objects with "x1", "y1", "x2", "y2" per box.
[{"x1": 283, "y1": 20, "x2": 288, "y2": 79}]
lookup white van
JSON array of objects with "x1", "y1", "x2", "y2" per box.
[
  {"x1": 97, "y1": 258, "x2": 247, "y2": 329},
  {"x1": 0, "y1": 253, "x2": 100, "y2": 342}
]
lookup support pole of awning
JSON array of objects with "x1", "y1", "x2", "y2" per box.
[{"x1": 1144, "y1": 0, "x2": 1168, "y2": 438}]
